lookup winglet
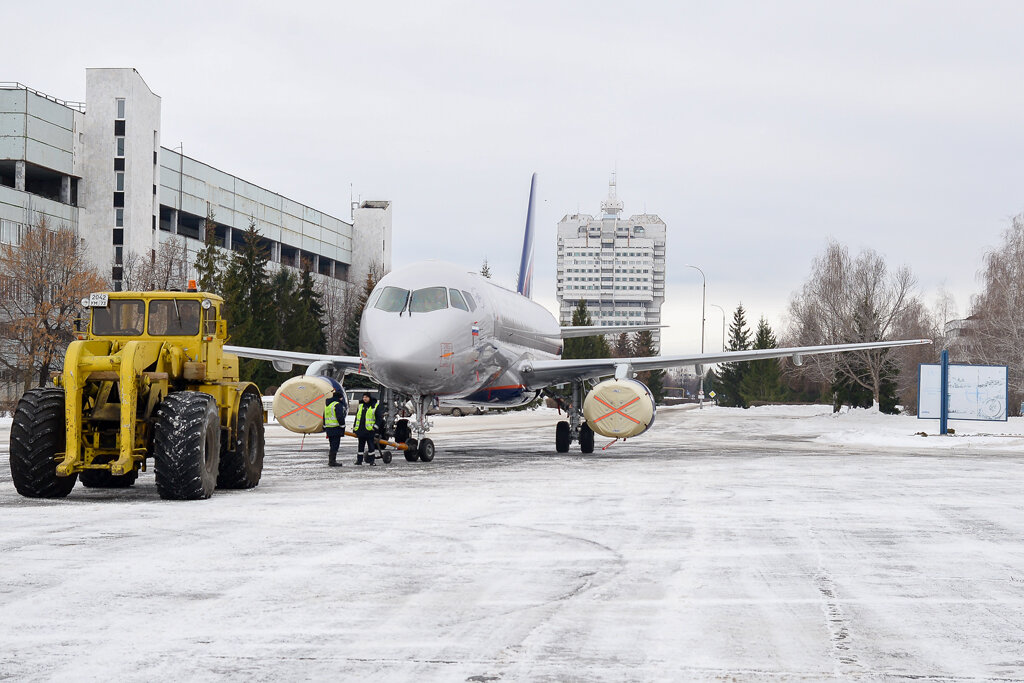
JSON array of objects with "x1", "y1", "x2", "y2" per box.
[{"x1": 517, "y1": 173, "x2": 538, "y2": 298}]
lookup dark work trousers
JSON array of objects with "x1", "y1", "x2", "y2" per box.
[
  {"x1": 326, "y1": 427, "x2": 342, "y2": 463},
  {"x1": 357, "y1": 429, "x2": 374, "y2": 453}
]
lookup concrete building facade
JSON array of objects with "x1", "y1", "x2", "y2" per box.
[
  {"x1": 556, "y1": 177, "x2": 666, "y2": 350},
  {"x1": 0, "y1": 69, "x2": 390, "y2": 292}
]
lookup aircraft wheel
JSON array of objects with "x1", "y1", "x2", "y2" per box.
[
  {"x1": 579, "y1": 422, "x2": 595, "y2": 454},
  {"x1": 381, "y1": 451, "x2": 393, "y2": 464},
  {"x1": 418, "y1": 438, "x2": 435, "y2": 462},
  {"x1": 555, "y1": 421, "x2": 570, "y2": 453},
  {"x1": 404, "y1": 438, "x2": 419, "y2": 462}
]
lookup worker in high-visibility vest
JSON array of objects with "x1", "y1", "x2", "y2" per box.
[
  {"x1": 353, "y1": 392, "x2": 378, "y2": 465},
  {"x1": 323, "y1": 391, "x2": 345, "y2": 467}
]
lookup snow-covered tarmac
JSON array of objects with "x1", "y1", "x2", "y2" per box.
[{"x1": 2, "y1": 405, "x2": 1024, "y2": 682}]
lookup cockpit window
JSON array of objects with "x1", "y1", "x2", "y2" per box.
[
  {"x1": 409, "y1": 286, "x2": 448, "y2": 313},
  {"x1": 92, "y1": 299, "x2": 145, "y2": 336},
  {"x1": 374, "y1": 286, "x2": 409, "y2": 313},
  {"x1": 449, "y1": 288, "x2": 469, "y2": 311},
  {"x1": 462, "y1": 291, "x2": 477, "y2": 311}
]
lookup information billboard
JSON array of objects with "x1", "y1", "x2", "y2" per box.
[{"x1": 918, "y1": 363, "x2": 1008, "y2": 421}]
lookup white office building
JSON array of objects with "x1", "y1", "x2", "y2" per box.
[
  {"x1": 1, "y1": 68, "x2": 390, "y2": 291},
  {"x1": 556, "y1": 177, "x2": 666, "y2": 351}
]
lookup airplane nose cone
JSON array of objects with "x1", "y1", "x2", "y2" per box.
[
  {"x1": 369, "y1": 335, "x2": 429, "y2": 384},
  {"x1": 360, "y1": 312, "x2": 466, "y2": 393}
]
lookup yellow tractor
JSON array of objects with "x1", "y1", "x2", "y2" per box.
[{"x1": 9, "y1": 287, "x2": 265, "y2": 500}]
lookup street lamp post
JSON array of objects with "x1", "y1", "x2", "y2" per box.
[
  {"x1": 709, "y1": 303, "x2": 727, "y2": 352},
  {"x1": 683, "y1": 264, "x2": 706, "y2": 409}
]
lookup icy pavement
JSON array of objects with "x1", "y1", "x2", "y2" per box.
[{"x1": 2, "y1": 405, "x2": 1024, "y2": 682}]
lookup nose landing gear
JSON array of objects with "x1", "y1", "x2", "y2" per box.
[{"x1": 384, "y1": 392, "x2": 439, "y2": 463}]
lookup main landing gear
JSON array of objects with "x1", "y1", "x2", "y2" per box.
[{"x1": 554, "y1": 380, "x2": 595, "y2": 454}]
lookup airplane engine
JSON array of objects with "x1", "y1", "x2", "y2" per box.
[
  {"x1": 582, "y1": 378, "x2": 657, "y2": 439},
  {"x1": 273, "y1": 375, "x2": 344, "y2": 433}
]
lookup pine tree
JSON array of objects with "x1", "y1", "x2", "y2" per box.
[
  {"x1": 718, "y1": 303, "x2": 751, "y2": 408},
  {"x1": 480, "y1": 259, "x2": 492, "y2": 279},
  {"x1": 613, "y1": 332, "x2": 633, "y2": 358},
  {"x1": 293, "y1": 266, "x2": 326, "y2": 353},
  {"x1": 562, "y1": 300, "x2": 610, "y2": 359},
  {"x1": 222, "y1": 217, "x2": 273, "y2": 386},
  {"x1": 341, "y1": 271, "x2": 378, "y2": 388},
  {"x1": 740, "y1": 317, "x2": 783, "y2": 405},
  {"x1": 632, "y1": 330, "x2": 665, "y2": 403},
  {"x1": 193, "y1": 204, "x2": 223, "y2": 294}
]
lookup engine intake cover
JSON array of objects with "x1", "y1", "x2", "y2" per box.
[
  {"x1": 273, "y1": 375, "x2": 343, "y2": 433},
  {"x1": 582, "y1": 378, "x2": 656, "y2": 438}
]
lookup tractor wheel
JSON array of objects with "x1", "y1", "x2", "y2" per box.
[
  {"x1": 9, "y1": 387, "x2": 77, "y2": 498},
  {"x1": 579, "y1": 422, "x2": 595, "y2": 454},
  {"x1": 555, "y1": 421, "x2": 570, "y2": 453},
  {"x1": 80, "y1": 456, "x2": 139, "y2": 489},
  {"x1": 217, "y1": 392, "x2": 265, "y2": 489},
  {"x1": 153, "y1": 392, "x2": 221, "y2": 500}
]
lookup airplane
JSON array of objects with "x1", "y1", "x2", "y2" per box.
[{"x1": 228, "y1": 174, "x2": 931, "y2": 461}]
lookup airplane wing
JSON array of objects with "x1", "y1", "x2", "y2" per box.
[
  {"x1": 559, "y1": 324, "x2": 665, "y2": 339},
  {"x1": 518, "y1": 338, "x2": 933, "y2": 388},
  {"x1": 224, "y1": 345, "x2": 366, "y2": 375}
]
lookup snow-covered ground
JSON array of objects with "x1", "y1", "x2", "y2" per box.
[{"x1": 2, "y1": 405, "x2": 1024, "y2": 681}]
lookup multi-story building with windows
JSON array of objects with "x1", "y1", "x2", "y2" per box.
[
  {"x1": 556, "y1": 177, "x2": 666, "y2": 351},
  {"x1": 0, "y1": 68, "x2": 390, "y2": 403},
  {"x1": 1, "y1": 68, "x2": 390, "y2": 291}
]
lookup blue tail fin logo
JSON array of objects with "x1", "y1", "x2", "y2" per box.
[{"x1": 517, "y1": 173, "x2": 538, "y2": 299}]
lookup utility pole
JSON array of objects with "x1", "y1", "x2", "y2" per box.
[{"x1": 683, "y1": 264, "x2": 706, "y2": 409}]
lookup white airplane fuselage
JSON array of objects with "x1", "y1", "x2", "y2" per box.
[{"x1": 360, "y1": 261, "x2": 559, "y2": 407}]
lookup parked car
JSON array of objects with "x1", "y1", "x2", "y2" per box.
[{"x1": 345, "y1": 389, "x2": 379, "y2": 415}]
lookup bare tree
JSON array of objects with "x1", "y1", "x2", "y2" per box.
[
  {"x1": 0, "y1": 215, "x2": 105, "y2": 394},
  {"x1": 968, "y1": 214, "x2": 1024, "y2": 401},
  {"x1": 120, "y1": 237, "x2": 190, "y2": 291},
  {"x1": 787, "y1": 240, "x2": 920, "y2": 408},
  {"x1": 890, "y1": 297, "x2": 940, "y2": 414},
  {"x1": 322, "y1": 277, "x2": 356, "y2": 355}
]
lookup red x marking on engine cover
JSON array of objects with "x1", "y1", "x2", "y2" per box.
[
  {"x1": 280, "y1": 392, "x2": 325, "y2": 419},
  {"x1": 591, "y1": 395, "x2": 641, "y2": 425}
]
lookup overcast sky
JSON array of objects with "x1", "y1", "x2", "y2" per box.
[{"x1": 10, "y1": 1, "x2": 1024, "y2": 354}]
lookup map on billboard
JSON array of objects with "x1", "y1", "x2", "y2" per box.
[{"x1": 918, "y1": 363, "x2": 1008, "y2": 421}]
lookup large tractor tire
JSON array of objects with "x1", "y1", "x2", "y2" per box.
[
  {"x1": 80, "y1": 456, "x2": 139, "y2": 489},
  {"x1": 9, "y1": 387, "x2": 77, "y2": 498},
  {"x1": 217, "y1": 391, "x2": 265, "y2": 489},
  {"x1": 153, "y1": 392, "x2": 221, "y2": 500}
]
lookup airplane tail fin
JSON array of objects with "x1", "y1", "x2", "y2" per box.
[{"x1": 516, "y1": 173, "x2": 538, "y2": 299}]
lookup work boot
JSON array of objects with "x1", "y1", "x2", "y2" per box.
[
  {"x1": 355, "y1": 454, "x2": 364, "y2": 466},
  {"x1": 328, "y1": 458, "x2": 341, "y2": 468},
  {"x1": 366, "y1": 453, "x2": 376, "y2": 466}
]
